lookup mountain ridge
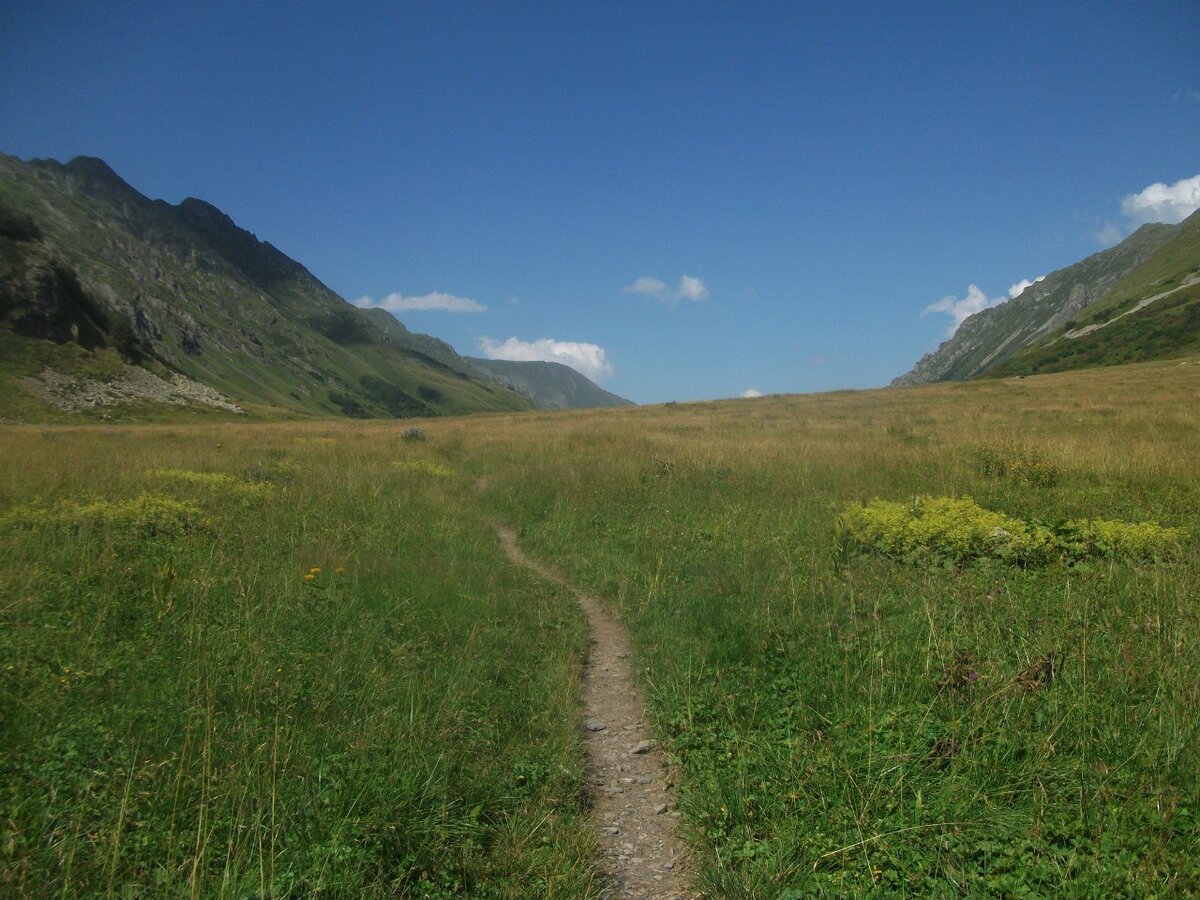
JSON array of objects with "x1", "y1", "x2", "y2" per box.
[
  {"x1": 465, "y1": 356, "x2": 633, "y2": 410},
  {"x1": 0, "y1": 153, "x2": 628, "y2": 420},
  {"x1": 894, "y1": 213, "x2": 1200, "y2": 385}
]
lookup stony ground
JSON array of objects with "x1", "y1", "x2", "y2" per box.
[{"x1": 19, "y1": 365, "x2": 244, "y2": 414}]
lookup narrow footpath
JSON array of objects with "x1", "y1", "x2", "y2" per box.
[{"x1": 492, "y1": 524, "x2": 695, "y2": 899}]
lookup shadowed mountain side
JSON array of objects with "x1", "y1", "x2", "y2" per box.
[
  {"x1": 466, "y1": 357, "x2": 634, "y2": 410},
  {"x1": 0, "y1": 153, "x2": 532, "y2": 420}
]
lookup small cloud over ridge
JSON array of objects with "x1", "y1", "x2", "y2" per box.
[
  {"x1": 354, "y1": 291, "x2": 487, "y2": 313},
  {"x1": 622, "y1": 277, "x2": 670, "y2": 301},
  {"x1": 741, "y1": 388, "x2": 763, "y2": 398},
  {"x1": 1121, "y1": 174, "x2": 1200, "y2": 226},
  {"x1": 479, "y1": 336, "x2": 614, "y2": 381},
  {"x1": 1008, "y1": 276, "x2": 1046, "y2": 299},
  {"x1": 924, "y1": 275, "x2": 1044, "y2": 338},
  {"x1": 1094, "y1": 223, "x2": 1124, "y2": 247}
]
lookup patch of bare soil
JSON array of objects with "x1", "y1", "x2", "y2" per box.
[{"x1": 492, "y1": 524, "x2": 696, "y2": 899}]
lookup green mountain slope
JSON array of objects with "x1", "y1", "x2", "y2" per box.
[
  {"x1": 357, "y1": 307, "x2": 479, "y2": 376},
  {"x1": 893, "y1": 219, "x2": 1190, "y2": 385},
  {"x1": 465, "y1": 356, "x2": 634, "y2": 410},
  {"x1": 989, "y1": 210, "x2": 1200, "y2": 377},
  {"x1": 358, "y1": 306, "x2": 634, "y2": 410},
  {"x1": 0, "y1": 154, "x2": 531, "y2": 421}
]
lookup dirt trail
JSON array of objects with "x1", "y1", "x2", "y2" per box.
[{"x1": 492, "y1": 524, "x2": 695, "y2": 899}]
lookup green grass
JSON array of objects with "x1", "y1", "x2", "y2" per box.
[
  {"x1": 464, "y1": 363, "x2": 1200, "y2": 896},
  {"x1": 0, "y1": 423, "x2": 597, "y2": 896},
  {"x1": 3, "y1": 360, "x2": 1199, "y2": 896}
]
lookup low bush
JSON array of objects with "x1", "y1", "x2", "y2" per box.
[
  {"x1": 840, "y1": 496, "x2": 1186, "y2": 566},
  {"x1": 1, "y1": 493, "x2": 206, "y2": 538},
  {"x1": 395, "y1": 458, "x2": 456, "y2": 478},
  {"x1": 149, "y1": 467, "x2": 274, "y2": 498},
  {"x1": 972, "y1": 444, "x2": 1063, "y2": 486},
  {"x1": 1059, "y1": 516, "x2": 1188, "y2": 561},
  {"x1": 840, "y1": 496, "x2": 1056, "y2": 565}
]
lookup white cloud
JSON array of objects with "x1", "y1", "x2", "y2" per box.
[
  {"x1": 924, "y1": 273, "x2": 1047, "y2": 337},
  {"x1": 1120, "y1": 174, "x2": 1200, "y2": 225},
  {"x1": 1094, "y1": 222, "x2": 1124, "y2": 247},
  {"x1": 622, "y1": 277, "x2": 671, "y2": 301},
  {"x1": 478, "y1": 337, "x2": 614, "y2": 381},
  {"x1": 677, "y1": 275, "x2": 709, "y2": 301},
  {"x1": 741, "y1": 388, "x2": 763, "y2": 398},
  {"x1": 1007, "y1": 275, "x2": 1046, "y2": 299},
  {"x1": 923, "y1": 285, "x2": 994, "y2": 336},
  {"x1": 353, "y1": 291, "x2": 487, "y2": 313},
  {"x1": 623, "y1": 274, "x2": 709, "y2": 303}
]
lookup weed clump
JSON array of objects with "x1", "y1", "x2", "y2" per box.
[
  {"x1": 1058, "y1": 517, "x2": 1188, "y2": 561},
  {"x1": 1016, "y1": 652, "x2": 1063, "y2": 693},
  {"x1": 395, "y1": 458, "x2": 455, "y2": 478},
  {"x1": 937, "y1": 650, "x2": 983, "y2": 692},
  {"x1": 402, "y1": 427, "x2": 426, "y2": 441},
  {"x1": 1, "y1": 493, "x2": 206, "y2": 537},
  {"x1": 840, "y1": 496, "x2": 1186, "y2": 566},
  {"x1": 972, "y1": 444, "x2": 1062, "y2": 487},
  {"x1": 149, "y1": 467, "x2": 274, "y2": 498}
]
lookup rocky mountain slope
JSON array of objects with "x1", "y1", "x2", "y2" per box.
[
  {"x1": 0, "y1": 153, "x2": 533, "y2": 421},
  {"x1": 894, "y1": 212, "x2": 1199, "y2": 385},
  {"x1": 465, "y1": 357, "x2": 633, "y2": 410}
]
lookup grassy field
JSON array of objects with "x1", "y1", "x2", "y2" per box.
[
  {"x1": 0, "y1": 421, "x2": 598, "y2": 896},
  {"x1": 3, "y1": 359, "x2": 1199, "y2": 896}
]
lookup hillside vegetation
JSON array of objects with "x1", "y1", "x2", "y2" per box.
[
  {"x1": 992, "y1": 212, "x2": 1200, "y2": 377},
  {"x1": 0, "y1": 154, "x2": 532, "y2": 421},
  {"x1": 2, "y1": 360, "x2": 1198, "y2": 895},
  {"x1": 896, "y1": 210, "x2": 1200, "y2": 385}
]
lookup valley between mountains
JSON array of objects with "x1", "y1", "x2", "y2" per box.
[{"x1": 1, "y1": 151, "x2": 1199, "y2": 897}]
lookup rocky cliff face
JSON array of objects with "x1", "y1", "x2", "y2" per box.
[{"x1": 893, "y1": 223, "x2": 1179, "y2": 385}]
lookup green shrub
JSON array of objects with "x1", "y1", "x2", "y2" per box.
[
  {"x1": 1061, "y1": 517, "x2": 1187, "y2": 561},
  {"x1": 148, "y1": 467, "x2": 274, "y2": 498},
  {"x1": 395, "y1": 458, "x2": 456, "y2": 478},
  {"x1": 1, "y1": 493, "x2": 206, "y2": 537},
  {"x1": 840, "y1": 496, "x2": 1187, "y2": 566},
  {"x1": 972, "y1": 444, "x2": 1062, "y2": 487},
  {"x1": 840, "y1": 496, "x2": 1056, "y2": 565}
]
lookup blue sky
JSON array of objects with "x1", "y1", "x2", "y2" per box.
[{"x1": 2, "y1": 2, "x2": 1198, "y2": 403}]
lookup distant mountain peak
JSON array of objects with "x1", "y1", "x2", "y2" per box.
[
  {"x1": 0, "y1": 152, "x2": 534, "y2": 421},
  {"x1": 466, "y1": 356, "x2": 633, "y2": 410},
  {"x1": 176, "y1": 196, "x2": 235, "y2": 224},
  {"x1": 893, "y1": 212, "x2": 1200, "y2": 385},
  {"x1": 59, "y1": 156, "x2": 140, "y2": 195}
]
